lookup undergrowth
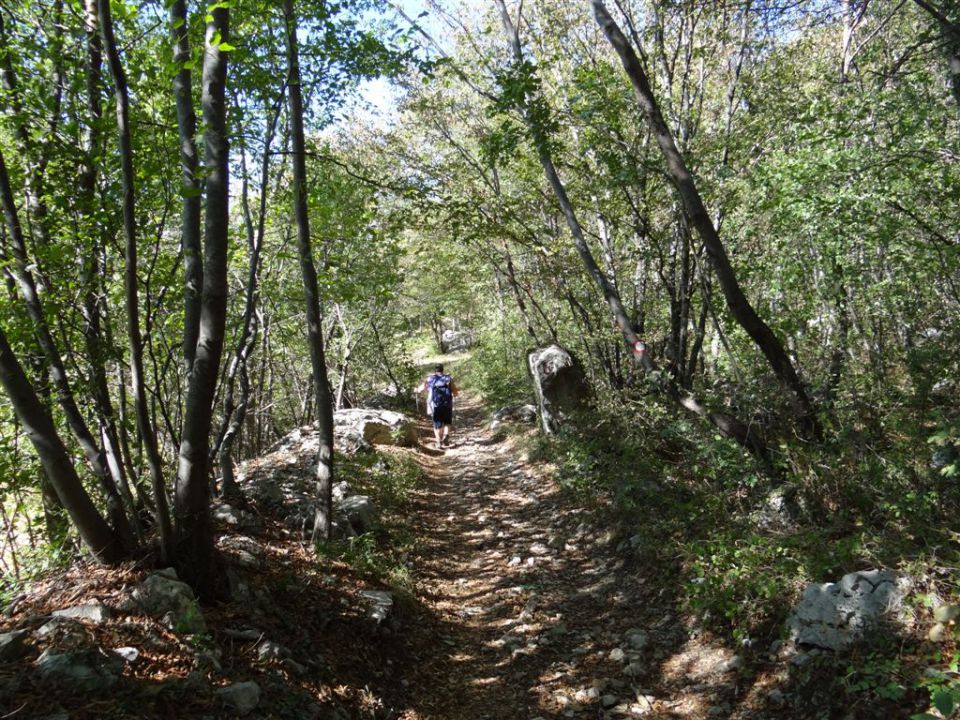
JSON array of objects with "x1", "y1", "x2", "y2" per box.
[
  {"x1": 315, "y1": 451, "x2": 425, "y2": 594},
  {"x1": 516, "y1": 383, "x2": 959, "y2": 716}
]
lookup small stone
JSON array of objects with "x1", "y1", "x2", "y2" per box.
[
  {"x1": 283, "y1": 658, "x2": 308, "y2": 676},
  {"x1": 622, "y1": 662, "x2": 643, "y2": 677},
  {"x1": 720, "y1": 655, "x2": 743, "y2": 672},
  {"x1": 360, "y1": 590, "x2": 393, "y2": 625},
  {"x1": 574, "y1": 687, "x2": 599, "y2": 704},
  {"x1": 609, "y1": 648, "x2": 626, "y2": 663},
  {"x1": 708, "y1": 707, "x2": 726, "y2": 717},
  {"x1": 625, "y1": 631, "x2": 648, "y2": 650},
  {"x1": 928, "y1": 623, "x2": 947, "y2": 642},
  {"x1": 112, "y1": 647, "x2": 140, "y2": 663},
  {"x1": 934, "y1": 604, "x2": 959, "y2": 623},
  {"x1": 213, "y1": 504, "x2": 241, "y2": 525},
  {"x1": 767, "y1": 688, "x2": 786, "y2": 705},
  {"x1": 0, "y1": 630, "x2": 28, "y2": 661},
  {"x1": 601, "y1": 694, "x2": 619, "y2": 708},
  {"x1": 53, "y1": 603, "x2": 112, "y2": 623},
  {"x1": 216, "y1": 681, "x2": 261, "y2": 716},
  {"x1": 197, "y1": 651, "x2": 222, "y2": 672},
  {"x1": 257, "y1": 640, "x2": 289, "y2": 661},
  {"x1": 508, "y1": 556, "x2": 521, "y2": 567}
]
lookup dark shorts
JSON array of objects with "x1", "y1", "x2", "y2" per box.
[{"x1": 432, "y1": 405, "x2": 453, "y2": 428}]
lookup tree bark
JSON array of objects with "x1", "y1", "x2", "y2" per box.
[
  {"x1": 0, "y1": 325, "x2": 123, "y2": 564},
  {"x1": 174, "y1": 3, "x2": 231, "y2": 599},
  {"x1": 591, "y1": 0, "x2": 822, "y2": 440},
  {"x1": 80, "y1": 0, "x2": 141, "y2": 536},
  {"x1": 98, "y1": 0, "x2": 173, "y2": 559},
  {"x1": 284, "y1": 0, "x2": 336, "y2": 543},
  {"x1": 170, "y1": 0, "x2": 204, "y2": 375}
]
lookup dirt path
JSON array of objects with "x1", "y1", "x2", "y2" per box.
[{"x1": 395, "y1": 394, "x2": 759, "y2": 720}]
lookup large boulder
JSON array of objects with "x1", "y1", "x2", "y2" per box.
[
  {"x1": 333, "y1": 409, "x2": 417, "y2": 447},
  {"x1": 528, "y1": 345, "x2": 590, "y2": 434},
  {"x1": 787, "y1": 569, "x2": 912, "y2": 651},
  {"x1": 441, "y1": 328, "x2": 476, "y2": 353}
]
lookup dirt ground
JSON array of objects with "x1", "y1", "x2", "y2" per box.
[{"x1": 395, "y1": 392, "x2": 765, "y2": 720}]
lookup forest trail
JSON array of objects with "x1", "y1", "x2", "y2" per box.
[{"x1": 396, "y1": 393, "x2": 761, "y2": 720}]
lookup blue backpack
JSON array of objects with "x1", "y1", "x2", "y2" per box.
[{"x1": 430, "y1": 374, "x2": 453, "y2": 410}]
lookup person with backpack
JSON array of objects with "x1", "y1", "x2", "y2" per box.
[{"x1": 418, "y1": 363, "x2": 459, "y2": 449}]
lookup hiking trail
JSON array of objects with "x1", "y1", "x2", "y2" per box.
[{"x1": 395, "y1": 392, "x2": 762, "y2": 720}]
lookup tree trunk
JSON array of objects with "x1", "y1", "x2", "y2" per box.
[
  {"x1": 0, "y1": 325, "x2": 124, "y2": 564},
  {"x1": 98, "y1": 0, "x2": 173, "y2": 559},
  {"x1": 80, "y1": 0, "x2": 141, "y2": 538},
  {"x1": 591, "y1": 0, "x2": 822, "y2": 441},
  {"x1": 170, "y1": 0, "x2": 204, "y2": 375},
  {"x1": 284, "y1": 0, "x2": 335, "y2": 543},
  {"x1": 174, "y1": 3, "x2": 231, "y2": 599}
]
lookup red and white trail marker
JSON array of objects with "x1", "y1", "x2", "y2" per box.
[{"x1": 632, "y1": 340, "x2": 646, "y2": 355}]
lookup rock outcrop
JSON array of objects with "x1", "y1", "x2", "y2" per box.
[
  {"x1": 333, "y1": 408, "x2": 417, "y2": 447},
  {"x1": 528, "y1": 345, "x2": 590, "y2": 434}
]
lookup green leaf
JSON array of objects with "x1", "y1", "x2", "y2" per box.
[
  {"x1": 218, "y1": 42, "x2": 235, "y2": 51},
  {"x1": 934, "y1": 690, "x2": 955, "y2": 717}
]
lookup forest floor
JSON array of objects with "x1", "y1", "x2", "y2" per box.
[{"x1": 0, "y1": 386, "x2": 930, "y2": 719}]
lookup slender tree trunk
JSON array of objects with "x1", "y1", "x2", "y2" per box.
[
  {"x1": 0, "y1": 325, "x2": 123, "y2": 563},
  {"x1": 98, "y1": 0, "x2": 172, "y2": 559},
  {"x1": 284, "y1": 0, "x2": 335, "y2": 543},
  {"x1": 370, "y1": 313, "x2": 403, "y2": 395},
  {"x1": 592, "y1": 0, "x2": 822, "y2": 440},
  {"x1": 171, "y1": 0, "x2": 204, "y2": 375},
  {"x1": 175, "y1": 4, "x2": 231, "y2": 599},
  {"x1": 80, "y1": 0, "x2": 141, "y2": 537},
  {"x1": 212, "y1": 94, "x2": 283, "y2": 497}
]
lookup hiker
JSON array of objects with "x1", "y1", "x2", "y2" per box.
[{"x1": 418, "y1": 363, "x2": 459, "y2": 449}]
